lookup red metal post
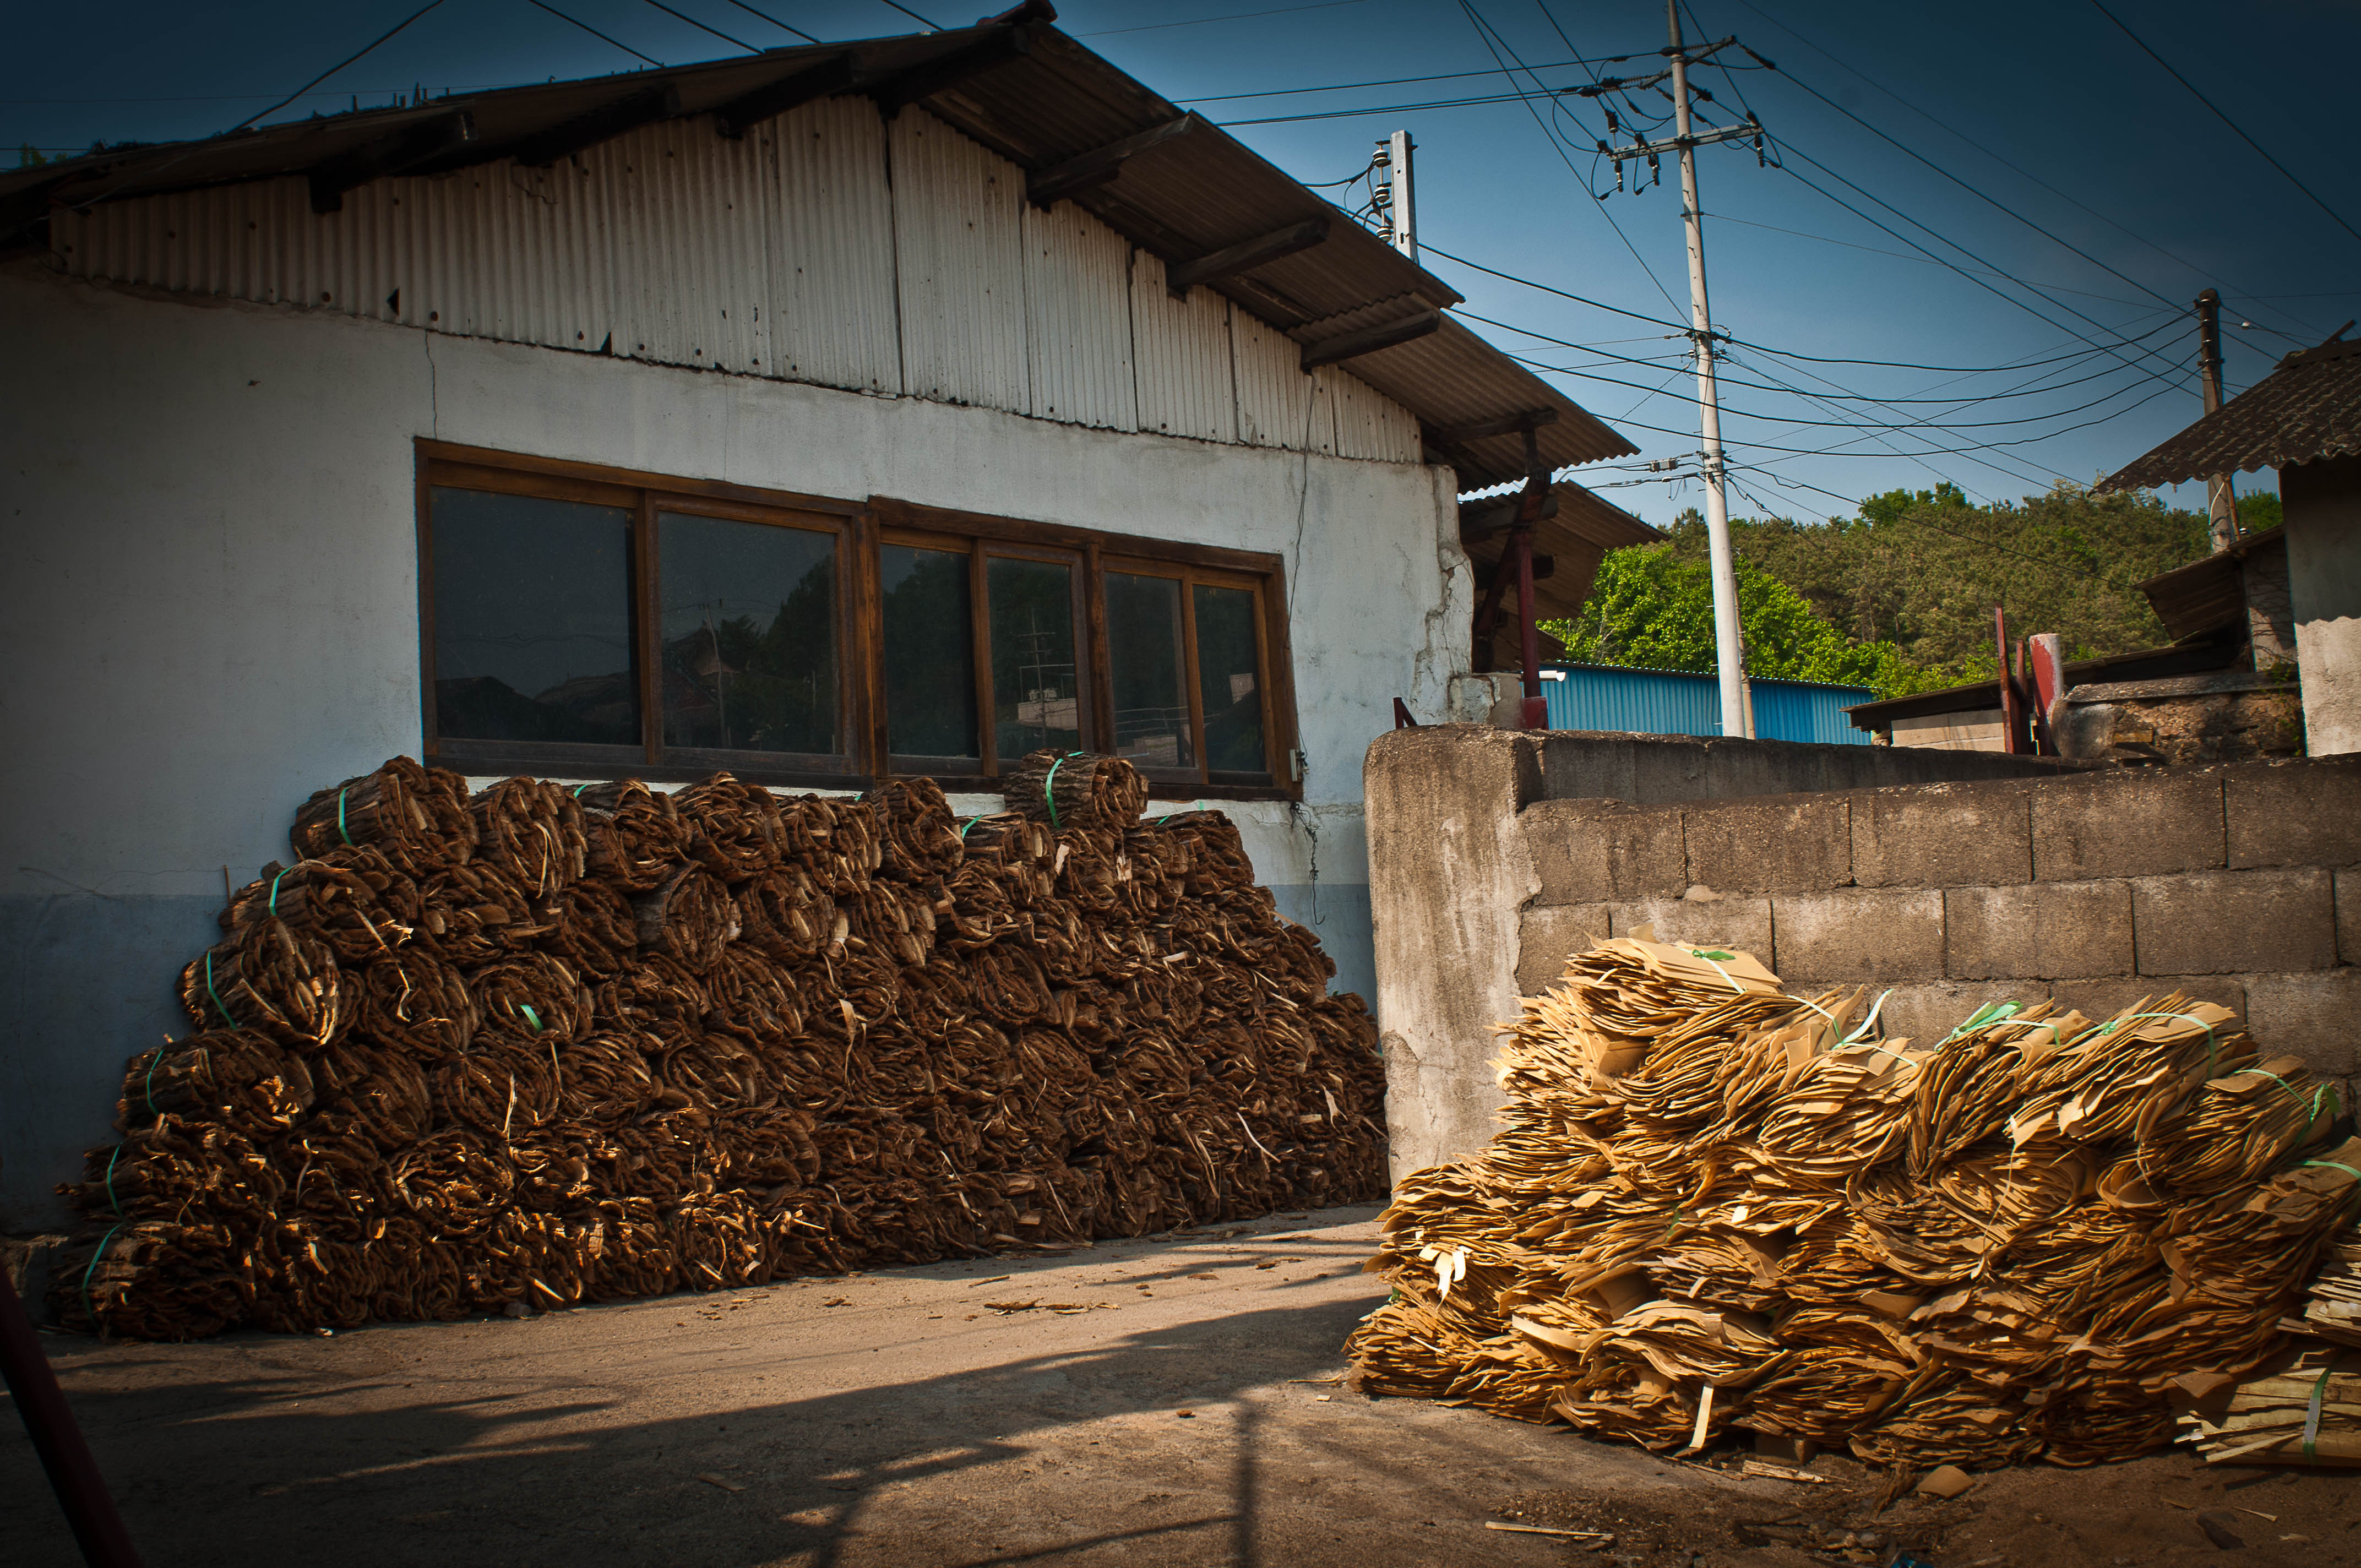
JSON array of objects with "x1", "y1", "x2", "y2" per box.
[
  {"x1": 1994, "y1": 607, "x2": 2029, "y2": 755},
  {"x1": 0, "y1": 1265, "x2": 143, "y2": 1567}
]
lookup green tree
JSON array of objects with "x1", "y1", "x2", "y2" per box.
[
  {"x1": 1541, "y1": 544, "x2": 1945, "y2": 700},
  {"x1": 2233, "y1": 488, "x2": 2282, "y2": 534},
  {"x1": 1646, "y1": 482, "x2": 2211, "y2": 684}
]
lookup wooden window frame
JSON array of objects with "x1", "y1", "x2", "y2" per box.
[{"x1": 416, "y1": 442, "x2": 1302, "y2": 801}]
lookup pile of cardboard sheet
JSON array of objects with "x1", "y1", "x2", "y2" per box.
[{"x1": 1348, "y1": 936, "x2": 2356, "y2": 1467}]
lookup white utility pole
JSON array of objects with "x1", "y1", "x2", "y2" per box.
[
  {"x1": 1375, "y1": 130, "x2": 1417, "y2": 260},
  {"x1": 1666, "y1": 2, "x2": 1750, "y2": 736}
]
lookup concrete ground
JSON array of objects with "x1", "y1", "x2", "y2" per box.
[{"x1": 4, "y1": 1205, "x2": 2353, "y2": 1567}]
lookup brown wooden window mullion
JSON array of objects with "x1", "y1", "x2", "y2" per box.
[
  {"x1": 969, "y1": 537, "x2": 996, "y2": 776},
  {"x1": 1083, "y1": 538, "x2": 1113, "y2": 765},
  {"x1": 1177, "y1": 578, "x2": 1210, "y2": 788},
  {"x1": 636, "y1": 496, "x2": 663, "y2": 766}
]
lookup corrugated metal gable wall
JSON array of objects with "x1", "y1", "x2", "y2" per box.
[
  {"x1": 888, "y1": 107, "x2": 1029, "y2": 411},
  {"x1": 1129, "y1": 249, "x2": 1236, "y2": 444},
  {"x1": 1022, "y1": 199, "x2": 1135, "y2": 431},
  {"x1": 48, "y1": 99, "x2": 1419, "y2": 464},
  {"x1": 766, "y1": 95, "x2": 899, "y2": 393}
]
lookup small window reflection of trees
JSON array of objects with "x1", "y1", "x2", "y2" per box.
[
  {"x1": 881, "y1": 545, "x2": 978, "y2": 759},
  {"x1": 989, "y1": 557, "x2": 1080, "y2": 759},
  {"x1": 659, "y1": 513, "x2": 837, "y2": 755}
]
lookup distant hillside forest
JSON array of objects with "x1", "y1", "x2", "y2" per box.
[{"x1": 1539, "y1": 483, "x2": 2270, "y2": 700}]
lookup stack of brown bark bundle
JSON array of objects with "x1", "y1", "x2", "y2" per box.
[
  {"x1": 53, "y1": 755, "x2": 1384, "y2": 1339},
  {"x1": 1347, "y1": 934, "x2": 2357, "y2": 1469}
]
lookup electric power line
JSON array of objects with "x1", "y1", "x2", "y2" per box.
[
  {"x1": 717, "y1": 0, "x2": 821, "y2": 46},
  {"x1": 526, "y1": 0, "x2": 665, "y2": 67},
  {"x1": 639, "y1": 0, "x2": 757, "y2": 53},
  {"x1": 231, "y1": 0, "x2": 451, "y2": 131},
  {"x1": 2087, "y1": 0, "x2": 2361, "y2": 251}
]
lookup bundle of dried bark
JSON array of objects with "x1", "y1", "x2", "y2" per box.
[
  {"x1": 178, "y1": 919, "x2": 346, "y2": 1048},
  {"x1": 1349, "y1": 936, "x2": 2356, "y2": 1471},
  {"x1": 469, "y1": 778, "x2": 587, "y2": 897},
  {"x1": 575, "y1": 780, "x2": 691, "y2": 893},
  {"x1": 290, "y1": 756, "x2": 475, "y2": 875},
  {"x1": 1004, "y1": 749, "x2": 1149, "y2": 831},
  {"x1": 223, "y1": 848, "x2": 420, "y2": 963},
  {"x1": 116, "y1": 1034, "x2": 316, "y2": 1136},
  {"x1": 58, "y1": 753, "x2": 1384, "y2": 1340}
]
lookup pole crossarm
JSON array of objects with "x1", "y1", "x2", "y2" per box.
[{"x1": 1606, "y1": 120, "x2": 1760, "y2": 161}]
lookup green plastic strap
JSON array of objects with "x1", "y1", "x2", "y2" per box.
[
  {"x1": 2302, "y1": 1159, "x2": 2361, "y2": 1224},
  {"x1": 1154, "y1": 800, "x2": 1209, "y2": 825},
  {"x1": 519, "y1": 1004, "x2": 543, "y2": 1034},
  {"x1": 336, "y1": 787, "x2": 353, "y2": 848},
  {"x1": 2235, "y1": 1066, "x2": 2331, "y2": 1133},
  {"x1": 79, "y1": 1223, "x2": 123, "y2": 1336},
  {"x1": 1687, "y1": 949, "x2": 1743, "y2": 994},
  {"x1": 266, "y1": 867, "x2": 289, "y2": 917},
  {"x1": 102, "y1": 1144, "x2": 124, "y2": 1216},
  {"x1": 1940, "y1": 999, "x2": 2022, "y2": 1044},
  {"x1": 2304, "y1": 1353, "x2": 2344, "y2": 1462},
  {"x1": 203, "y1": 951, "x2": 240, "y2": 1031},
  {"x1": 573, "y1": 783, "x2": 591, "y2": 799},
  {"x1": 142, "y1": 1048, "x2": 165, "y2": 1117},
  {"x1": 1665, "y1": 1207, "x2": 1685, "y2": 1240},
  {"x1": 958, "y1": 816, "x2": 980, "y2": 842},
  {"x1": 1842, "y1": 989, "x2": 1894, "y2": 1047},
  {"x1": 1042, "y1": 751, "x2": 1084, "y2": 831}
]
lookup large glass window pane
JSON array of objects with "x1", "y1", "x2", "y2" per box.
[
  {"x1": 881, "y1": 545, "x2": 977, "y2": 759},
  {"x1": 659, "y1": 513, "x2": 838, "y2": 755},
  {"x1": 1193, "y1": 585, "x2": 1267, "y2": 775},
  {"x1": 430, "y1": 487, "x2": 638, "y2": 745},
  {"x1": 987, "y1": 557, "x2": 1081, "y2": 761},
  {"x1": 1106, "y1": 571, "x2": 1194, "y2": 771}
]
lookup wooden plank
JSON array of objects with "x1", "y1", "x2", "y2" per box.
[
  {"x1": 507, "y1": 83, "x2": 682, "y2": 166},
  {"x1": 1427, "y1": 407, "x2": 1558, "y2": 445},
  {"x1": 1299, "y1": 309, "x2": 1440, "y2": 372},
  {"x1": 872, "y1": 25, "x2": 1035, "y2": 116},
  {"x1": 713, "y1": 54, "x2": 855, "y2": 140},
  {"x1": 1027, "y1": 115, "x2": 1199, "y2": 208},
  {"x1": 307, "y1": 111, "x2": 475, "y2": 214},
  {"x1": 1167, "y1": 217, "x2": 1330, "y2": 300}
]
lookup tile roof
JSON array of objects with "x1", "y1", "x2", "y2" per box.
[{"x1": 2099, "y1": 337, "x2": 2361, "y2": 490}]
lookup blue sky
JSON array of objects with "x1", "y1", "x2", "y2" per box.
[{"x1": 11, "y1": 0, "x2": 2358, "y2": 527}]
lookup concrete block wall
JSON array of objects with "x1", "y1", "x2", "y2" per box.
[
  {"x1": 1516, "y1": 756, "x2": 2361, "y2": 1108},
  {"x1": 1367, "y1": 727, "x2": 2361, "y2": 1179}
]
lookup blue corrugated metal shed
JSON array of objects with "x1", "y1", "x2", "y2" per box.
[{"x1": 1541, "y1": 662, "x2": 1873, "y2": 745}]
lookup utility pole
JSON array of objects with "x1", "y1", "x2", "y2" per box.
[
  {"x1": 2196, "y1": 288, "x2": 2239, "y2": 552},
  {"x1": 1666, "y1": 3, "x2": 1748, "y2": 736},
  {"x1": 1593, "y1": 9, "x2": 1766, "y2": 736},
  {"x1": 1372, "y1": 130, "x2": 1417, "y2": 261}
]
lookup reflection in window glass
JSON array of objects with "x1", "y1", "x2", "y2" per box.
[
  {"x1": 1106, "y1": 571, "x2": 1194, "y2": 771},
  {"x1": 1194, "y1": 585, "x2": 1266, "y2": 775},
  {"x1": 431, "y1": 487, "x2": 638, "y2": 745},
  {"x1": 882, "y1": 545, "x2": 977, "y2": 759},
  {"x1": 988, "y1": 557, "x2": 1081, "y2": 761},
  {"x1": 658, "y1": 513, "x2": 837, "y2": 755}
]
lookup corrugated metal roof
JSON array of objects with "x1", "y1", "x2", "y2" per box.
[
  {"x1": 1459, "y1": 482, "x2": 1659, "y2": 668},
  {"x1": 2099, "y1": 337, "x2": 2361, "y2": 491},
  {"x1": 1841, "y1": 632, "x2": 2246, "y2": 730},
  {"x1": 2132, "y1": 526, "x2": 2285, "y2": 641},
  {"x1": 1542, "y1": 663, "x2": 1873, "y2": 745},
  {"x1": 3, "y1": 13, "x2": 1630, "y2": 489}
]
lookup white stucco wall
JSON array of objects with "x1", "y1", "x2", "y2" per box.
[
  {"x1": 2282, "y1": 456, "x2": 2361, "y2": 756},
  {"x1": 0, "y1": 262, "x2": 1471, "y2": 1228}
]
